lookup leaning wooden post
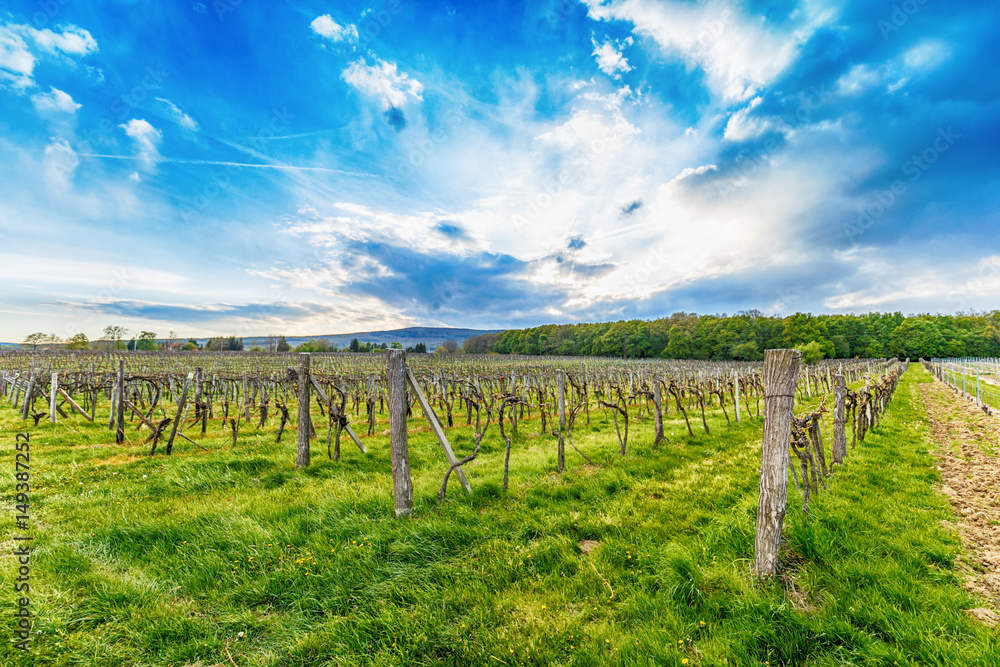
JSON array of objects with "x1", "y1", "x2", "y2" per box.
[
  {"x1": 165, "y1": 372, "x2": 193, "y2": 454},
  {"x1": 50, "y1": 372, "x2": 58, "y2": 424},
  {"x1": 387, "y1": 349, "x2": 414, "y2": 517},
  {"x1": 556, "y1": 369, "x2": 566, "y2": 472},
  {"x1": 296, "y1": 353, "x2": 311, "y2": 469},
  {"x1": 832, "y1": 374, "x2": 847, "y2": 465},
  {"x1": 115, "y1": 360, "x2": 126, "y2": 443},
  {"x1": 753, "y1": 349, "x2": 801, "y2": 578}
]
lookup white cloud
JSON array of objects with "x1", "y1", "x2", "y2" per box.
[
  {"x1": 723, "y1": 96, "x2": 785, "y2": 141},
  {"x1": 0, "y1": 24, "x2": 35, "y2": 89},
  {"x1": 341, "y1": 57, "x2": 423, "y2": 110},
  {"x1": 120, "y1": 118, "x2": 163, "y2": 168},
  {"x1": 310, "y1": 14, "x2": 358, "y2": 43},
  {"x1": 835, "y1": 64, "x2": 883, "y2": 96},
  {"x1": 0, "y1": 21, "x2": 97, "y2": 89},
  {"x1": 903, "y1": 40, "x2": 950, "y2": 70},
  {"x1": 668, "y1": 164, "x2": 718, "y2": 185},
  {"x1": 582, "y1": 0, "x2": 830, "y2": 102},
  {"x1": 592, "y1": 38, "x2": 632, "y2": 78},
  {"x1": 31, "y1": 86, "x2": 81, "y2": 114},
  {"x1": 28, "y1": 25, "x2": 98, "y2": 56},
  {"x1": 43, "y1": 138, "x2": 79, "y2": 189},
  {"x1": 157, "y1": 98, "x2": 199, "y2": 131}
]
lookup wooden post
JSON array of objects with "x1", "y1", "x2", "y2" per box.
[
  {"x1": 165, "y1": 372, "x2": 193, "y2": 454},
  {"x1": 115, "y1": 360, "x2": 126, "y2": 443},
  {"x1": 753, "y1": 349, "x2": 801, "y2": 578},
  {"x1": 49, "y1": 372, "x2": 58, "y2": 423},
  {"x1": 832, "y1": 374, "x2": 847, "y2": 465},
  {"x1": 652, "y1": 374, "x2": 664, "y2": 447},
  {"x1": 21, "y1": 371, "x2": 36, "y2": 420},
  {"x1": 405, "y1": 368, "x2": 470, "y2": 493},
  {"x1": 556, "y1": 369, "x2": 566, "y2": 472},
  {"x1": 296, "y1": 354, "x2": 311, "y2": 468},
  {"x1": 734, "y1": 369, "x2": 741, "y2": 423},
  {"x1": 58, "y1": 388, "x2": 93, "y2": 421},
  {"x1": 387, "y1": 350, "x2": 414, "y2": 517}
]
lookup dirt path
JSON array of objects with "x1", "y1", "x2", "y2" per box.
[{"x1": 919, "y1": 378, "x2": 1000, "y2": 625}]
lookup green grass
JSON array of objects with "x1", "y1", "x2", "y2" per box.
[{"x1": 1, "y1": 365, "x2": 997, "y2": 665}]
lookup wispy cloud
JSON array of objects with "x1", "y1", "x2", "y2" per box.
[
  {"x1": 31, "y1": 86, "x2": 80, "y2": 114},
  {"x1": 119, "y1": 118, "x2": 163, "y2": 169},
  {"x1": 310, "y1": 14, "x2": 358, "y2": 44},
  {"x1": 156, "y1": 98, "x2": 199, "y2": 131}
]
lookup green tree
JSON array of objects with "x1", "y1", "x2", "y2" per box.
[
  {"x1": 276, "y1": 335, "x2": 291, "y2": 352},
  {"x1": 65, "y1": 333, "x2": 90, "y2": 350},
  {"x1": 295, "y1": 338, "x2": 335, "y2": 353},
  {"x1": 795, "y1": 341, "x2": 825, "y2": 364},
  {"x1": 103, "y1": 325, "x2": 128, "y2": 350},
  {"x1": 349, "y1": 337, "x2": 360, "y2": 352},
  {"x1": 136, "y1": 331, "x2": 158, "y2": 351},
  {"x1": 730, "y1": 340, "x2": 762, "y2": 360},
  {"x1": 783, "y1": 313, "x2": 834, "y2": 358},
  {"x1": 22, "y1": 332, "x2": 46, "y2": 349}
]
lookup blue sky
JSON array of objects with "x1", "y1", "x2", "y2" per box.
[{"x1": 0, "y1": 0, "x2": 997, "y2": 341}]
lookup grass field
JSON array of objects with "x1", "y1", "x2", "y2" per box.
[{"x1": 1, "y1": 364, "x2": 998, "y2": 665}]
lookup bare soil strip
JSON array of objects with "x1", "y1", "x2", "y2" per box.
[{"x1": 920, "y1": 379, "x2": 1000, "y2": 625}]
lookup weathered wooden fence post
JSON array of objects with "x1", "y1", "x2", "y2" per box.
[
  {"x1": 50, "y1": 372, "x2": 58, "y2": 424},
  {"x1": 21, "y1": 370, "x2": 36, "y2": 420},
  {"x1": 652, "y1": 373, "x2": 664, "y2": 447},
  {"x1": 734, "y1": 369, "x2": 741, "y2": 423},
  {"x1": 115, "y1": 360, "x2": 126, "y2": 443},
  {"x1": 387, "y1": 349, "x2": 414, "y2": 517},
  {"x1": 753, "y1": 348, "x2": 801, "y2": 578},
  {"x1": 296, "y1": 353, "x2": 311, "y2": 468},
  {"x1": 832, "y1": 374, "x2": 847, "y2": 465},
  {"x1": 556, "y1": 369, "x2": 566, "y2": 472}
]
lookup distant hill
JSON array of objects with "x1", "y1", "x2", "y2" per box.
[
  {"x1": 229, "y1": 327, "x2": 502, "y2": 351},
  {"x1": 0, "y1": 342, "x2": 17, "y2": 348}
]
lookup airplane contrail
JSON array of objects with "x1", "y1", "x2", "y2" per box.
[{"x1": 69, "y1": 152, "x2": 388, "y2": 178}]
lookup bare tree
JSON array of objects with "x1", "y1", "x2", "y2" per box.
[
  {"x1": 22, "y1": 332, "x2": 46, "y2": 349},
  {"x1": 103, "y1": 325, "x2": 128, "y2": 350}
]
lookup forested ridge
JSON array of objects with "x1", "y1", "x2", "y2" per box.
[{"x1": 463, "y1": 311, "x2": 1000, "y2": 360}]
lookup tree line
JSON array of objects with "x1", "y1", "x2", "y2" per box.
[
  {"x1": 462, "y1": 311, "x2": 1000, "y2": 361},
  {"x1": 21, "y1": 329, "x2": 442, "y2": 355}
]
